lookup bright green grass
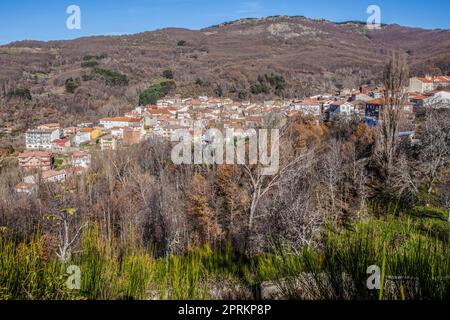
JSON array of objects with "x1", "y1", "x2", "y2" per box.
[{"x1": 0, "y1": 206, "x2": 449, "y2": 300}]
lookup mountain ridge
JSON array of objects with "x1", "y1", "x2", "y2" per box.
[{"x1": 3, "y1": 15, "x2": 449, "y2": 47}]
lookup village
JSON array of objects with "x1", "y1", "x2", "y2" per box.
[{"x1": 13, "y1": 75, "x2": 450, "y2": 194}]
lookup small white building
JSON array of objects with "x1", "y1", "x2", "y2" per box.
[
  {"x1": 328, "y1": 101, "x2": 356, "y2": 120},
  {"x1": 100, "y1": 135, "x2": 118, "y2": 151},
  {"x1": 111, "y1": 127, "x2": 126, "y2": 139},
  {"x1": 424, "y1": 91, "x2": 450, "y2": 108},
  {"x1": 42, "y1": 170, "x2": 66, "y2": 183},
  {"x1": 15, "y1": 182, "x2": 37, "y2": 195},
  {"x1": 409, "y1": 76, "x2": 450, "y2": 93},
  {"x1": 290, "y1": 99, "x2": 322, "y2": 117},
  {"x1": 409, "y1": 77, "x2": 435, "y2": 93},
  {"x1": 73, "y1": 131, "x2": 91, "y2": 146},
  {"x1": 71, "y1": 151, "x2": 91, "y2": 169}
]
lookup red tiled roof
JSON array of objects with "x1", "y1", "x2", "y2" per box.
[
  {"x1": 19, "y1": 151, "x2": 52, "y2": 158},
  {"x1": 416, "y1": 77, "x2": 434, "y2": 83},
  {"x1": 330, "y1": 100, "x2": 347, "y2": 106},
  {"x1": 78, "y1": 128, "x2": 94, "y2": 133},
  {"x1": 72, "y1": 151, "x2": 89, "y2": 158},
  {"x1": 52, "y1": 139, "x2": 69, "y2": 145},
  {"x1": 416, "y1": 76, "x2": 450, "y2": 84},
  {"x1": 147, "y1": 109, "x2": 173, "y2": 115},
  {"x1": 433, "y1": 76, "x2": 450, "y2": 83},
  {"x1": 409, "y1": 95, "x2": 427, "y2": 100},
  {"x1": 100, "y1": 117, "x2": 142, "y2": 122},
  {"x1": 42, "y1": 170, "x2": 65, "y2": 179},
  {"x1": 367, "y1": 98, "x2": 384, "y2": 105},
  {"x1": 367, "y1": 98, "x2": 413, "y2": 106},
  {"x1": 16, "y1": 182, "x2": 35, "y2": 190}
]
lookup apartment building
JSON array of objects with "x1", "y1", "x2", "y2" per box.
[{"x1": 26, "y1": 125, "x2": 61, "y2": 150}]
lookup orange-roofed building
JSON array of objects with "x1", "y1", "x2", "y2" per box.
[
  {"x1": 51, "y1": 138, "x2": 71, "y2": 153},
  {"x1": 99, "y1": 117, "x2": 143, "y2": 130},
  {"x1": 146, "y1": 108, "x2": 174, "y2": 117},
  {"x1": 409, "y1": 76, "x2": 450, "y2": 93}
]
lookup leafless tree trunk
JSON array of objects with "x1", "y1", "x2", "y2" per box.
[
  {"x1": 375, "y1": 52, "x2": 409, "y2": 184},
  {"x1": 242, "y1": 125, "x2": 314, "y2": 253},
  {"x1": 46, "y1": 207, "x2": 86, "y2": 263},
  {"x1": 420, "y1": 110, "x2": 450, "y2": 195}
]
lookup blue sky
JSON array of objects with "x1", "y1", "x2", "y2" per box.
[{"x1": 0, "y1": 0, "x2": 449, "y2": 44}]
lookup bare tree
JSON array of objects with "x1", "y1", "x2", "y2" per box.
[
  {"x1": 420, "y1": 110, "x2": 450, "y2": 195},
  {"x1": 43, "y1": 185, "x2": 87, "y2": 263},
  {"x1": 268, "y1": 169, "x2": 322, "y2": 251},
  {"x1": 241, "y1": 120, "x2": 316, "y2": 253},
  {"x1": 51, "y1": 208, "x2": 86, "y2": 263},
  {"x1": 320, "y1": 140, "x2": 344, "y2": 224},
  {"x1": 374, "y1": 52, "x2": 409, "y2": 183},
  {"x1": 441, "y1": 195, "x2": 450, "y2": 225}
]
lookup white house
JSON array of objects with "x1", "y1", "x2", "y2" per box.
[
  {"x1": 424, "y1": 91, "x2": 450, "y2": 108},
  {"x1": 73, "y1": 131, "x2": 91, "y2": 146},
  {"x1": 409, "y1": 77, "x2": 435, "y2": 93},
  {"x1": 42, "y1": 170, "x2": 66, "y2": 183},
  {"x1": 408, "y1": 76, "x2": 450, "y2": 93},
  {"x1": 328, "y1": 101, "x2": 355, "y2": 120},
  {"x1": 15, "y1": 182, "x2": 37, "y2": 195},
  {"x1": 111, "y1": 127, "x2": 126, "y2": 139},
  {"x1": 71, "y1": 151, "x2": 91, "y2": 169},
  {"x1": 100, "y1": 135, "x2": 118, "y2": 151},
  {"x1": 290, "y1": 99, "x2": 322, "y2": 117}
]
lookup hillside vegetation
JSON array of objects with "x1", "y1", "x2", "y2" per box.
[{"x1": 1, "y1": 16, "x2": 450, "y2": 144}]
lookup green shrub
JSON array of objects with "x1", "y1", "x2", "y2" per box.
[
  {"x1": 1, "y1": 208, "x2": 449, "y2": 300},
  {"x1": 7, "y1": 88, "x2": 32, "y2": 100},
  {"x1": 0, "y1": 235, "x2": 72, "y2": 300},
  {"x1": 83, "y1": 54, "x2": 107, "y2": 61},
  {"x1": 65, "y1": 78, "x2": 80, "y2": 93},
  {"x1": 139, "y1": 80, "x2": 176, "y2": 105},
  {"x1": 214, "y1": 84, "x2": 223, "y2": 97},
  {"x1": 250, "y1": 82, "x2": 270, "y2": 94},
  {"x1": 272, "y1": 215, "x2": 450, "y2": 300},
  {"x1": 81, "y1": 60, "x2": 99, "y2": 68},
  {"x1": 238, "y1": 90, "x2": 247, "y2": 100},
  {"x1": 250, "y1": 73, "x2": 286, "y2": 97},
  {"x1": 81, "y1": 73, "x2": 94, "y2": 81},
  {"x1": 91, "y1": 68, "x2": 128, "y2": 86},
  {"x1": 161, "y1": 70, "x2": 174, "y2": 79}
]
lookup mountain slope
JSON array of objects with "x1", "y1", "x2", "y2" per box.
[{"x1": 0, "y1": 16, "x2": 449, "y2": 138}]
